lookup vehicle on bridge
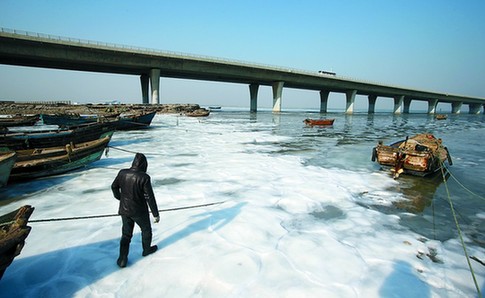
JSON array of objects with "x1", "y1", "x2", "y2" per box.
[{"x1": 318, "y1": 70, "x2": 336, "y2": 76}]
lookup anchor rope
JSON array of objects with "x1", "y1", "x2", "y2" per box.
[
  {"x1": 106, "y1": 145, "x2": 165, "y2": 156},
  {"x1": 444, "y1": 166, "x2": 485, "y2": 201},
  {"x1": 28, "y1": 201, "x2": 226, "y2": 223},
  {"x1": 439, "y1": 163, "x2": 481, "y2": 297}
]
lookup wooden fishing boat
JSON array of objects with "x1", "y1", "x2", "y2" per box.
[
  {"x1": 186, "y1": 108, "x2": 210, "y2": 117},
  {"x1": 435, "y1": 114, "x2": 447, "y2": 120},
  {"x1": 41, "y1": 112, "x2": 119, "y2": 126},
  {"x1": 42, "y1": 111, "x2": 155, "y2": 130},
  {"x1": 303, "y1": 118, "x2": 335, "y2": 126},
  {"x1": 0, "y1": 121, "x2": 115, "y2": 150},
  {"x1": 0, "y1": 152, "x2": 16, "y2": 188},
  {"x1": 9, "y1": 136, "x2": 111, "y2": 181},
  {"x1": 0, "y1": 205, "x2": 34, "y2": 280},
  {"x1": 371, "y1": 133, "x2": 452, "y2": 179},
  {"x1": 0, "y1": 115, "x2": 40, "y2": 128},
  {"x1": 115, "y1": 111, "x2": 156, "y2": 130}
]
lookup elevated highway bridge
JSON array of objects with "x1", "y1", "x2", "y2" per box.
[{"x1": 1, "y1": 28, "x2": 484, "y2": 114}]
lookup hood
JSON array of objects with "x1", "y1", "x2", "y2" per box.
[{"x1": 131, "y1": 153, "x2": 148, "y2": 172}]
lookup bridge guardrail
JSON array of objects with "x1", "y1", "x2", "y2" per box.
[{"x1": 0, "y1": 28, "x2": 393, "y2": 85}]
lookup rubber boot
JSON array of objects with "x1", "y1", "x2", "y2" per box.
[
  {"x1": 117, "y1": 238, "x2": 130, "y2": 268},
  {"x1": 142, "y1": 232, "x2": 157, "y2": 256},
  {"x1": 142, "y1": 245, "x2": 158, "y2": 257}
]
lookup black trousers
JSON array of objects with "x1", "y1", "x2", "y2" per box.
[{"x1": 119, "y1": 213, "x2": 153, "y2": 257}]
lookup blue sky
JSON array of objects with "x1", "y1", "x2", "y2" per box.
[{"x1": 1, "y1": 0, "x2": 484, "y2": 110}]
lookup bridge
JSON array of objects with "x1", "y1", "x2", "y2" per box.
[{"x1": 1, "y1": 28, "x2": 484, "y2": 114}]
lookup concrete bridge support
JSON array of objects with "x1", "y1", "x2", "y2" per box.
[
  {"x1": 272, "y1": 81, "x2": 284, "y2": 112},
  {"x1": 393, "y1": 95, "x2": 404, "y2": 114},
  {"x1": 345, "y1": 90, "x2": 357, "y2": 114},
  {"x1": 249, "y1": 83, "x2": 259, "y2": 112},
  {"x1": 427, "y1": 99, "x2": 438, "y2": 114},
  {"x1": 403, "y1": 97, "x2": 412, "y2": 113},
  {"x1": 140, "y1": 74, "x2": 149, "y2": 104},
  {"x1": 320, "y1": 90, "x2": 330, "y2": 113},
  {"x1": 469, "y1": 103, "x2": 481, "y2": 114},
  {"x1": 150, "y1": 69, "x2": 160, "y2": 104},
  {"x1": 368, "y1": 95, "x2": 377, "y2": 113},
  {"x1": 452, "y1": 102, "x2": 463, "y2": 114}
]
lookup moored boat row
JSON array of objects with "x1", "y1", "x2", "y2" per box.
[
  {"x1": 41, "y1": 111, "x2": 156, "y2": 129},
  {"x1": 0, "y1": 110, "x2": 157, "y2": 186}
]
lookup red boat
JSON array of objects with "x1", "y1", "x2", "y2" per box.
[{"x1": 303, "y1": 118, "x2": 335, "y2": 126}]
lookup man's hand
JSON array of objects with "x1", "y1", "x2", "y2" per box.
[{"x1": 154, "y1": 216, "x2": 160, "y2": 223}]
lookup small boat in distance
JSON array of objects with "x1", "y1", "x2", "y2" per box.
[
  {"x1": 186, "y1": 108, "x2": 210, "y2": 117},
  {"x1": 115, "y1": 111, "x2": 156, "y2": 130},
  {"x1": 0, "y1": 205, "x2": 34, "y2": 280},
  {"x1": 303, "y1": 118, "x2": 335, "y2": 126},
  {"x1": 435, "y1": 114, "x2": 447, "y2": 120},
  {"x1": 371, "y1": 133, "x2": 452, "y2": 179}
]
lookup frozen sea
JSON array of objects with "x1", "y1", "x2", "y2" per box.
[{"x1": 0, "y1": 110, "x2": 484, "y2": 297}]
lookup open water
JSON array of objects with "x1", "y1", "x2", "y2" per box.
[
  {"x1": 234, "y1": 110, "x2": 485, "y2": 245},
  {"x1": 0, "y1": 109, "x2": 484, "y2": 297}
]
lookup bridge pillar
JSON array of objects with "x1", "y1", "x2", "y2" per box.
[
  {"x1": 319, "y1": 90, "x2": 330, "y2": 113},
  {"x1": 140, "y1": 74, "x2": 149, "y2": 104},
  {"x1": 393, "y1": 95, "x2": 404, "y2": 114},
  {"x1": 150, "y1": 69, "x2": 161, "y2": 104},
  {"x1": 249, "y1": 84, "x2": 259, "y2": 112},
  {"x1": 403, "y1": 97, "x2": 412, "y2": 113},
  {"x1": 345, "y1": 90, "x2": 357, "y2": 114},
  {"x1": 452, "y1": 102, "x2": 462, "y2": 114},
  {"x1": 427, "y1": 99, "x2": 438, "y2": 114},
  {"x1": 368, "y1": 95, "x2": 377, "y2": 113},
  {"x1": 469, "y1": 103, "x2": 481, "y2": 114},
  {"x1": 272, "y1": 81, "x2": 284, "y2": 112}
]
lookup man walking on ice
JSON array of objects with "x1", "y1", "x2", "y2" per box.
[{"x1": 111, "y1": 153, "x2": 160, "y2": 268}]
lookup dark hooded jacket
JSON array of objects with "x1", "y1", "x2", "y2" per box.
[{"x1": 111, "y1": 153, "x2": 159, "y2": 218}]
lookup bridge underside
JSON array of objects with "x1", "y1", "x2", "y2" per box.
[{"x1": 0, "y1": 31, "x2": 483, "y2": 114}]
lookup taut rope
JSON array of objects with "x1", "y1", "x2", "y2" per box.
[
  {"x1": 28, "y1": 201, "x2": 225, "y2": 223},
  {"x1": 439, "y1": 164, "x2": 481, "y2": 296}
]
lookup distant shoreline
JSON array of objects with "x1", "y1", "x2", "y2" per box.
[{"x1": 0, "y1": 102, "x2": 202, "y2": 115}]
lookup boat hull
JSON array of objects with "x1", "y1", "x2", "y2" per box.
[
  {"x1": 0, "y1": 152, "x2": 16, "y2": 187},
  {"x1": 372, "y1": 133, "x2": 451, "y2": 178},
  {"x1": 0, "y1": 205, "x2": 34, "y2": 280},
  {"x1": 116, "y1": 111, "x2": 156, "y2": 130},
  {"x1": 42, "y1": 111, "x2": 156, "y2": 130},
  {"x1": 9, "y1": 136, "x2": 110, "y2": 181},
  {"x1": 0, "y1": 115, "x2": 40, "y2": 128},
  {"x1": 303, "y1": 118, "x2": 335, "y2": 126},
  {"x1": 1, "y1": 122, "x2": 115, "y2": 150},
  {"x1": 186, "y1": 109, "x2": 210, "y2": 117}
]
